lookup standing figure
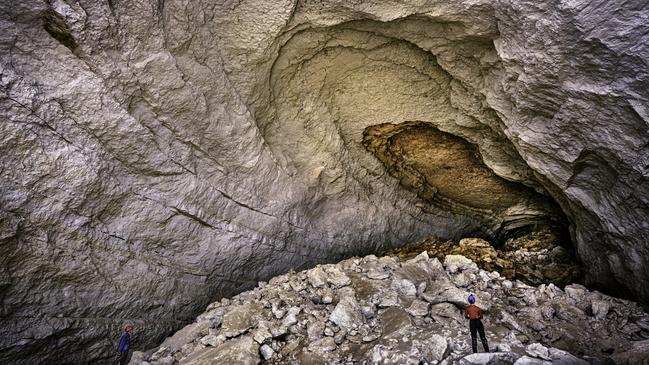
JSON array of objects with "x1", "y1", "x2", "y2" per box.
[
  {"x1": 464, "y1": 294, "x2": 489, "y2": 353},
  {"x1": 116, "y1": 324, "x2": 134, "y2": 365}
]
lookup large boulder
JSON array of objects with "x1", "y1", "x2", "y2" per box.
[{"x1": 180, "y1": 336, "x2": 259, "y2": 365}]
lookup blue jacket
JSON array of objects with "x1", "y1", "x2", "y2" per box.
[{"x1": 117, "y1": 332, "x2": 131, "y2": 352}]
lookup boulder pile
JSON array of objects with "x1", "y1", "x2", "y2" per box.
[
  {"x1": 130, "y1": 252, "x2": 649, "y2": 364},
  {"x1": 383, "y1": 230, "x2": 581, "y2": 287}
]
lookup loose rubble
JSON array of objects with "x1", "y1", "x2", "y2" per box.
[
  {"x1": 131, "y1": 252, "x2": 649, "y2": 364},
  {"x1": 383, "y1": 230, "x2": 581, "y2": 287}
]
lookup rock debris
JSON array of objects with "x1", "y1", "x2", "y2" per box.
[{"x1": 131, "y1": 252, "x2": 649, "y2": 364}]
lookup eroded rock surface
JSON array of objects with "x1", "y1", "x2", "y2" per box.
[
  {"x1": 132, "y1": 252, "x2": 649, "y2": 364},
  {"x1": 1, "y1": 0, "x2": 648, "y2": 363}
]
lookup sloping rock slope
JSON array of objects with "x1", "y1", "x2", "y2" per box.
[
  {"x1": 1, "y1": 0, "x2": 648, "y2": 363},
  {"x1": 131, "y1": 252, "x2": 649, "y2": 365}
]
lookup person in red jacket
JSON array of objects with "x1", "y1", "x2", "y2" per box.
[{"x1": 465, "y1": 294, "x2": 489, "y2": 353}]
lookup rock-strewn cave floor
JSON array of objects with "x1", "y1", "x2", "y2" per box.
[{"x1": 129, "y1": 237, "x2": 649, "y2": 365}]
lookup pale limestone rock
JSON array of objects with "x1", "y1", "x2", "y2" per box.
[
  {"x1": 329, "y1": 295, "x2": 365, "y2": 331},
  {"x1": 1, "y1": 1, "x2": 648, "y2": 363},
  {"x1": 282, "y1": 307, "x2": 301, "y2": 327},
  {"x1": 378, "y1": 291, "x2": 400, "y2": 308},
  {"x1": 307, "y1": 321, "x2": 326, "y2": 341},
  {"x1": 159, "y1": 321, "x2": 211, "y2": 354},
  {"x1": 459, "y1": 352, "x2": 519, "y2": 365},
  {"x1": 181, "y1": 336, "x2": 259, "y2": 365},
  {"x1": 325, "y1": 266, "x2": 352, "y2": 288},
  {"x1": 222, "y1": 303, "x2": 264, "y2": 337},
  {"x1": 307, "y1": 337, "x2": 337, "y2": 353},
  {"x1": 308, "y1": 267, "x2": 328, "y2": 288},
  {"x1": 444, "y1": 255, "x2": 477, "y2": 274},
  {"x1": 421, "y1": 334, "x2": 450, "y2": 362},
  {"x1": 526, "y1": 343, "x2": 552, "y2": 361},
  {"x1": 199, "y1": 334, "x2": 224, "y2": 347},
  {"x1": 252, "y1": 327, "x2": 272, "y2": 344},
  {"x1": 259, "y1": 344, "x2": 274, "y2": 360},
  {"x1": 547, "y1": 348, "x2": 590, "y2": 365},
  {"x1": 591, "y1": 300, "x2": 611, "y2": 320},
  {"x1": 406, "y1": 300, "x2": 430, "y2": 317},
  {"x1": 391, "y1": 278, "x2": 418, "y2": 297}
]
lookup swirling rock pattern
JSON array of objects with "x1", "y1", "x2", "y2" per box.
[{"x1": 0, "y1": 0, "x2": 647, "y2": 363}]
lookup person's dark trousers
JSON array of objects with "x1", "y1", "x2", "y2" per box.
[
  {"x1": 118, "y1": 351, "x2": 129, "y2": 365},
  {"x1": 469, "y1": 319, "x2": 489, "y2": 353}
]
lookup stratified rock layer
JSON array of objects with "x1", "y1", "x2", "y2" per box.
[
  {"x1": 1, "y1": 0, "x2": 648, "y2": 363},
  {"x1": 363, "y1": 122, "x2": 567, "y2": 240}
]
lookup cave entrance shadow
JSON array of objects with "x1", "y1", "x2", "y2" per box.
[{"x1": 365, "y1": 121, "x2": 583, "y2": 287}]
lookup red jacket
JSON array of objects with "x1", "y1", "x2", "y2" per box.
[{"x1": 465, "y1": 304, "x2": 482, "y2": 319}]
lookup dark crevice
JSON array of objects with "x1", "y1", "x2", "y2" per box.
[
  {"x1": 43, "y1": 8, "x2": 80, "y2": 56},
  {"x1": 171, "y1": 207, "x2": 214, "y2": 229}
]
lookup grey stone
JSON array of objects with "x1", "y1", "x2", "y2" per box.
[
  {"x1": 361, "y1": 305, "x2": 376, "y2": 319},
  {"x1": 282, "y1": 307, "x2": 301, "y2": 327},
  {"x1": 289, "y1": 279, "x2": 307, "y2": 292},
  {"x1": 259, "y1": 344, "x2": 274, "y2": 360},
  {"x1": 421, "y1": 334, "x2": 450, "y2": 362},
  {"x1": 200, "y1": 334, "x2": 225, "y2": 347},
  {"x1": 496, "y1": 343, "x2": 512, "y2": 352},
  {"x1": 378, "y1": 291, "x2": 400, "y2": 308},
  {"x1": 367, "y1": 261, "x2": 393, "y2": 280},
  {"x1": 526, "y1": 343, "x2": 552, "y2": 360},
  {"x1": 180, "y1": 336, "x2": 259, "y2": 365},
  {"x1": 222, "y1": 303, "x2": 264, "y2": 337},
  {"x1": 444, "y1": 255, "x2": 476, "y2": 274},
  {"x1": 591, "y1": 300, "x2": 611, "y2": 320},
  {"x1": 421, "y1": 285, "x2": 469, "y2": 308},
  {"x1": 321, "y1": 289, "x2": 335, "y2": 304},
  {"x1": 128, "y1": 351, "x2": 147, "y2": 365},
  {"x1": 547, "y1": 348, "x2": 590, "y2": 365},
  {"x1": 391, "y1": 279, "x2": 418, "y2": 297},
  {"x1": 324, "y1": 266, "x2": 352, "y2": 288},
  {"x1": 565, "y1": 285, "x2": 587, "y2": 302},
  {"x1": 307, "y1": 320, "x2": 325, "y2": 341},
  {"x1": 367, "y1": 344, "x2": 413, "y2": 365},
  {"x1": 367, "y1": 268, "x2": 392, "y2": 280},
  {"x1": 329, "y1": 295, "x2": 365, "y2": 331},
  {"x1": 180, "y1": 343, "x2": 196, "y2": 355},
  {"x1": 149, "y1": 347, "x2": 171, "y2": 362},
  {"x1": 307, "y1": 337, "x2": 337, "y2": 353},
  {"x1": 270, "y1": 325, "x2": 288, "y2": 338},
  {"x1": 379, "y1": 307, "x2": 413, "y2": 336},
  {"x1": 159, "y1": 321, "x2": 211, "y2": 354},
  {"x1": 512, "y1": 356, "x2": 547, "y2": 365},
  {"x1": 333, "y1": 329, "x2": 347, "y2": 345},
  {"x1": 407, "y1": 300, "x2": 430, "y2": 317},
  {"x1": 252, "y1": 327, "x2": 272, "y2": 344},
  {"x1": 152, "y1": 356, "x2": 175, "y2": 365},
  {"x1": 611, "y1": 339, "x2": 649, "y2": 365},
  {"x1": 459, "y1": 352, "x2": 519, "y2": 365},
  {"x1": 308, "y1": 267, "x2": 328, "y2": 288},
  {"x1": 429, "y1": 303, "x2": 464, "y2": 323}
]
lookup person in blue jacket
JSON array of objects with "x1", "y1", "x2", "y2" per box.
[{"x1": 116, "y1": 324, "x2": 134, "y2": 365}]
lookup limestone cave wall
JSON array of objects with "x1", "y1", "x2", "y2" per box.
[{"x1": 0, "y1": 0, "x2": 647, "y2": 363}]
